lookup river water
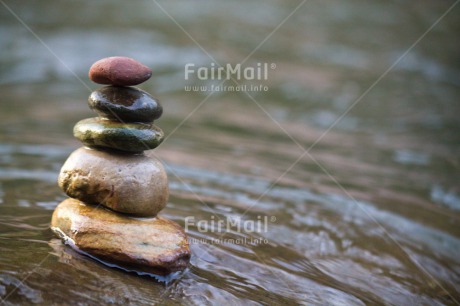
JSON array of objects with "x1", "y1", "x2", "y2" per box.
[{"x1": 1, "y1": 1, "x2": 460, "y2": 305}]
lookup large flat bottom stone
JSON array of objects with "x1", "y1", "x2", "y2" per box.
[{"x1": 51, "y1": 198, "x2": 191, "y2": 276}]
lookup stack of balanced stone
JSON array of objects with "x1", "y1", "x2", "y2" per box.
[{"x1": 51, "y1": 56, "x2": 191, "y2": 277}]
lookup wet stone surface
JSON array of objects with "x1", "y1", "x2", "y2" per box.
[
  {"x1": 73, "y1": 117, "x2": 164, "y2": 153},
  {"x1": 88, "y1": 86, "x2": 162, "y2": 123},
  {"x1": 51, "y1": 198, "x2": 190, "y2": 276}
]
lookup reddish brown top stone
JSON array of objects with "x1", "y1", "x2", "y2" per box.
[{"x1": 89, "y1": 56, "x2": 152, "y2": 86}]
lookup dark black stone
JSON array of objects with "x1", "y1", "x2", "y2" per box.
[{"x1": 88, "y1": 86, "x2": 162, "y2": 122}]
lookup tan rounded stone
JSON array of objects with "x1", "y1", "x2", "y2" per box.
[
  {"x1": 51, "y1": 198, "x2": 190, "y2": 276},
  {"x1": 58, "y1": 147, "x2": 168, "y2": 217}
]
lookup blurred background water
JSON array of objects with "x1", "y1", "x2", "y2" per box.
[{"x1": 1, "y1": 0, "x2": 460, "y2": 305}]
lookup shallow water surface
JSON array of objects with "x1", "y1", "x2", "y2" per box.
[{"x1": 1, "y1": 1, "x2": 460, "y2": 305}]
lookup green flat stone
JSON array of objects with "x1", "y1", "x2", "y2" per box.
[{"x1": 74, "y1": 118, "x2": 164, "y2": 152}]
